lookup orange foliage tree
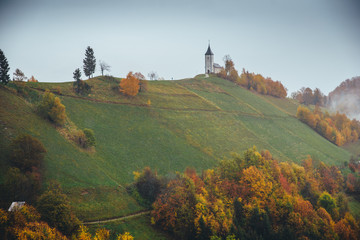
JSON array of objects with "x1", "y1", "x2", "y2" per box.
[{"x1": 119, "y1": 72, "x2": 140, "y2": 96}]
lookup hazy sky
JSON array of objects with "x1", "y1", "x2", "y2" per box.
[{"x1": 1, "y1": 0, "x2": 359, "y2": 94}]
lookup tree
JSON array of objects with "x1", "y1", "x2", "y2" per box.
[
  {"x1": 318, "y1": 192, "x2": 337, "y2": 217},
  {"x1": 4, "y1": 167, "x2": 41, "y2": 203},
  {"x1": 73, "y1": 68, "x2": 91, "y2": 95},
  {"x1": 223, "y1": 55, "x2": 234, "y2": 76},
  {"x1": 73, "y1": 68, "x2": 81, "y2": 83},
  {"x1": 28, "y1": 75, "x2": 38, "y2": 82},
  {"x1": 36, "y1": 182, "x2": 80, "y2": 236},
  {"x1": 148, "y1": 71, "x2": 158, "y2": 80},
  {"x1": 134, "y1": 72, "x2": 147, "y2": 92},
  {"x1": 38, "y1": 90, "x2": 67, "y2": 125},
  {"x1": 0, "y1": 49, "x2": 10, "y2": 85},
  {"x1": 13, "y1": 68, "x2": 27, "y2": 82},
  {"x1": 10, "y1": 134, "x2": 46, "y2": 172},
  {"x1": 99, "y1": 60, "x2": 110, "y2": 76},
  {"x1": 83, "y1": 46, "x2": 96, "y2": 78},
  {"x1": 16, "y1": 222, "x2": 68, "y2": 240},
  {"x1": 117, "y1": 232, "x2": 134, "y2": 240},
  {"x1": 119, "y1": 72, "x2": 140, "y2": 96},
  {"x1": 83, "y1": 128, "x2": 96, "y2": 147},
  {"x1": 134, "y1": 167, "x2": 162, "y2": 203}
]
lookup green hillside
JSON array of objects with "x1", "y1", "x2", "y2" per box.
[{"x1": 0, "y1": 75, "x2": 353, "y2": 237}]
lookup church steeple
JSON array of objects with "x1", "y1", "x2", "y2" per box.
[
  {"x1": 205, "y1": 44, "x2": 214, "y2": 55},
  {"x1": 205, "y1": 43, "x2": 214, "y2": 74}
]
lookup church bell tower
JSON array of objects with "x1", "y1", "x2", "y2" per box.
[{"x1": 205, "y1": 44, "x2": 214, "y2": 74}]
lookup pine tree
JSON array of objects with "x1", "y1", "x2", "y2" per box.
[
  {"x1": 0, "y1": 49, "x2": 10, "y2": 85},
  {"x1": 73, "y1": 68, "x2": 81, "y2": 93},
  {"x1": 83, "y1": 46, "x2": 96, "y2": 78}
]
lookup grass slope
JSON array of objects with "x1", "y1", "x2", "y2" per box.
[{"x1": 0, "y1": 75, "x2": 353, "y2": 232}]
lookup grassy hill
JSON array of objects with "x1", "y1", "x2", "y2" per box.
[{"x1": 0, "y1": 75, "x2": 354, "y2": 238}]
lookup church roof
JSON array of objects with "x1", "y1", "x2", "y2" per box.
[
  {"x1": 213, "y1": 63, "x2": 222, "y2": 68},
  {"x1": 205, "y1": 45, "x2": 214, "y2": 55}
]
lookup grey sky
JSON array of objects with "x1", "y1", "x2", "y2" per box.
[{"x1": 1, "y1": 0, "x2": 359, "y2": 94}]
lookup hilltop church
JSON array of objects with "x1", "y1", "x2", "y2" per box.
[{"x1": 205, "y1": 44, "x2": 222, "y2": 74}]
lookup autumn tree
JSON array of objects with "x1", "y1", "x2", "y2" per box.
[
  {"x1": 38, "y1": 90, "x2": 67, "y2": 125},
  {"x1": 0, "y1": 204, "x2": 69, "y2": 240},
  {"x1": 0, "y1": 49, "x2": 10, "y2": 85},
  {"x1": 99, "y1": 60, "x2": 110, "y2": 76},
  {"x1": 152, "y1": 175, "x2": 197, "y2": 239},
  {"x1": 83, "y1": 46, "x2": 96, "y2": 78},
  {"x1": 117, "y1": 232, "x2": 134, "y2": 240},
  {"x1": 28, "y1": 75, "x2": 38, "y2": 82},
  {"x1": 119, "y1": 72, "x2": 140, "y2": 96},
  {"x1": 13, "y1": 68, "x2": 27, "y2": 82}
]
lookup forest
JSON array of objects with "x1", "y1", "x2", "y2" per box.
[{"x1": 131, "y1": 147, "x2": 360, "y2": 240}]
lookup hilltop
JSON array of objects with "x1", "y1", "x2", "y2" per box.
[
  {"x1": 0, "y1": 74, "x2": 356, "y2": 238},
  {"x1": 327, "y1": 76, "x2": 360, "y2": 120}
]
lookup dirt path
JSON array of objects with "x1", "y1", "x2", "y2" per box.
[{"x1": 83, "y1": 210, "x2": 151, "y2": 225}]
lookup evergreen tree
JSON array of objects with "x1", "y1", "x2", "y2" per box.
[
  {"x1": 0, "y1": 49, "x2": 10, "y2": 85},
  {"x1": 83, "y1": 46, "x2": 96, "y2": 78},
  {"x1": 73, "y1": 68, "x2": 81, "y2": 93}
]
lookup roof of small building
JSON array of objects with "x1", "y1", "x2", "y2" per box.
[
  {"x1": 205, "y1": 45, "x2": 214, "y2": 55},
  {"x1": 213, "y1": 63, "x2": 222, "y2": 68},
  {"x1": 8, "y1": 201, "x2": 25, "y2": 211}
]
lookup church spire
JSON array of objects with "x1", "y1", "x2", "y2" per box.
[{"x1": 205, "y1": 43, "x2": 214, "y2": 55}]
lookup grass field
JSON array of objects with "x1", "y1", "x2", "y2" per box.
[
  {"x1": 0, "y1": 75, "x2": 356, "y2": 235},
  {"x1": 342, "y1": 140, "x2": 360, "y2": 157},
  {"x1": 87, "y1": 215, "x2": 171, "y2": 240}
]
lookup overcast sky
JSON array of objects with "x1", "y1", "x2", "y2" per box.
[{"x1": 1, "y1": 0, "x2": 359, "y2": 94}]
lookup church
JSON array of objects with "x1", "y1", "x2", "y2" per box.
[{"x1": 205, "y1": 44, "x2": 222, "y2": 74}]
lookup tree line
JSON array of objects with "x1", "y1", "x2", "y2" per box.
[
  {"x1": 296, "y1": 105, "x2": 360, "y2": 146},
  {"x1": 216, "y1": 55, "x2": 287, "y2": 98},
  {"x1": 291, "y1": 87, "x2": 327, "y2": 106}
]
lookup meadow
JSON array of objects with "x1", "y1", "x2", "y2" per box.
[{"x1": 0, "y1": 75, "x2": 356, "y2": 238}]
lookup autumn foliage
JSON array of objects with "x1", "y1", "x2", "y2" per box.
[
  {"x1": 119, "y1": 72, "x2": 140, "y2": 96},
  {"x1": 216, "y1": 57, "x2": 287, "y2": 98},
  {"x1": 296, "y1": 105, "x2": 360, "y2": 146},
  {"x1": 38, "y1": 90, "x2": 67, "y2": 126},
  {"x1": 151, "y1": 147, "x2": 359, "y2": 240}
]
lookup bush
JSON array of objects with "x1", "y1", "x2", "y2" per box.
[
  {"x1": 83, "y1": 128, "x2": 95, "y2": 147},
  {"x1": 10, "y1": 134, "x2": 46, "y2": 172},
  {"x1": 36, "y1": 182, "x2": 80, "y2": 236},
  {"x1": 72, "y1": 129, "x2": 87, "y2": 148},
  {"x1": 38, "y1": 90, "x2": 66, "y2": 126}
]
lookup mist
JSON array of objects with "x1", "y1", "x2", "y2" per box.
[{"x1": 328, "y1": 92, "x2": 360, "y2": 121}]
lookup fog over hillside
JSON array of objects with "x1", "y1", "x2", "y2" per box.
[{"x1": 328, "y1": 76, "x2": 360, "y2": 120}]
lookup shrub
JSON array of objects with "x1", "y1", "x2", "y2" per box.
[
  {"x1": 83, "y1": 128, "x2": 95, "y2": 147},
  {"x1": 38, "y1": 90, "x2": 66, "y2": 126}
]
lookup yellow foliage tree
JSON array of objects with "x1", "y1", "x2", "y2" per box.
[
  {"x1": 38, "y1": 90, "x2": 67, "y2": 126},
  {"x1": 16, "y1": 222, "x2": 67, "y2": 240},
  {"x1": 240, "y1": 166, "x2": 273, "y2": 206},
  {"x1": 117, "y1": 232, "x2": 134, "y2": 240},
  {"x1": 120, "y1": 72, "x2": 140, "y2": 96},
  {"x1": 49, "y1": 97, "x2": 66, "y2": 125}
]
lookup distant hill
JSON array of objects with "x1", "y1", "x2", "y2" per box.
[
  {"x1": 328, "y1": 76, "x2": 360, "y2": 120},
  {"x1": 0, "y1": 75, "x2": 352, "y2": 225}
]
